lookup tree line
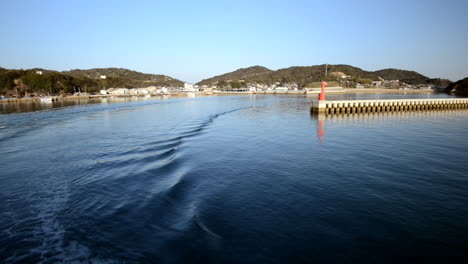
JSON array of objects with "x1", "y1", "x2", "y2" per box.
[{"x1": 0, "y1": 68, "x2": 183, "y2": 96}]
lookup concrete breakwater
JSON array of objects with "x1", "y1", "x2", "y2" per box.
[{"x1": 311, "y1": 98, "x2": 468, "y2": 115}]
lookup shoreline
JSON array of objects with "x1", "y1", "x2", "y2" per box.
[
  {"x1": 215, "y1": 88, "x2": 438, "y2": 96},
  {"x1": 0, "y1": 88, "x2": 444, "y2": 104}
]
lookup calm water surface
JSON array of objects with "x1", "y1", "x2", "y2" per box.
[{"x1": 1, "y1": 94, "x2": 467, "y2": 263}]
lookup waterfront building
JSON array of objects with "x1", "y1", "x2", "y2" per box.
[
  {"x1": 130, "y1": 88, "x2": 149, "y2": 95},
  {"x1": 275, "y1": 87, "x2": 289, "y2": 92},
  {"x1": 184, "y1": 83, "x2": 195, "y2": 90},
  {"x1": 107, "y1": 88, "x2": 129, "y2": 95},
  {"x1": 157, "y1": 87, "x2": 169, "y2": 94}
]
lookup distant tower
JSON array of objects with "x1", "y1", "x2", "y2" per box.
[{"x1": 325, "y1": 64, "x2": 328, "y2": 76}]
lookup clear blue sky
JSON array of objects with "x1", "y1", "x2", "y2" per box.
[{"x1": 0, "y1": 0, "x2": 467, "y2": 83}]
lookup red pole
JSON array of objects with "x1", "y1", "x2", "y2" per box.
[{"x1": 319, "y1": 81, "x2": 327, "y2": 101}]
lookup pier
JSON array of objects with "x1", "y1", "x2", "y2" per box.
[{"x1": 311, "y1": 98, "x2": 468, "y2": 115}]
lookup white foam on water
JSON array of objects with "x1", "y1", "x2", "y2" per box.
[{"x1": 19, "y1": 180, "x2": 121, "y2": 264}]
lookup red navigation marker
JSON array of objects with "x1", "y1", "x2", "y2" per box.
[{"x1": 318, "y1": 81, "x2": 328, "y2": 101}]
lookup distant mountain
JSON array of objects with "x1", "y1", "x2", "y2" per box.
[
  {"x1": 63, "y1": 68, "x2": 184, "y2": 88},
  {"x1": 197, "y1": 66, "x2": 272, "y2": 86},
  {"x1": 445, "y1": 77, "x2": 468, "y2": 95},
  {"x1": 424, "y1": 78, "x2": 453, "y2": 88},
  {"x1": 371, "y1": 69, "x2": 428, "y2": 84},
  {"x1": 0, "y1": 67, "x2": 184, "y2": 96},
  {"x1": 197, "y1": 64, "x2": 450, "y2": 88}
]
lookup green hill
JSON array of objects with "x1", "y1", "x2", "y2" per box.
[
  {"x1": 197, "y1": 64, "x2": 448, "y2": 88},
  {"x1": 197, "y1": 66, "x2": 272, "y2": 86},
  {"x1": 445, "y1": 77, "x2": 468, "y2": 96},
  {"x1": 371, "y1": 69, "x2": 427, "y2": 84},
  {"x1": 424, "y1": 78, "x2": 453, "y2": 87},
  {"x1": 63, "y1": 68, "x2": 183, "y2": 88},
  {"x1": 0, "y1": 67, "x2": 184, "y2": 96}
]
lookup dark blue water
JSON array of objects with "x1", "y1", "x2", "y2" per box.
[{"x1": 1, "y1": 94, "x2": 467, "y2": 263}]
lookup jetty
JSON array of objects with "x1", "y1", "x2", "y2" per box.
[
  {"x1": 311, "y1": 98, "x2": 468, "y2": 115},
  {"x1": 310, "y1": 81, "x2": 468, "y2": 115}
]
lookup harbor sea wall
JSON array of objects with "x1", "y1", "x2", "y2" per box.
[{"x1": 311, "y1": 98, "x2": 468, "y2": 115}]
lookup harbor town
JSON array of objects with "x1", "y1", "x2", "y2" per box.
[{"x1": 0, "y1": 78, "x2": 454, "y2": 104}]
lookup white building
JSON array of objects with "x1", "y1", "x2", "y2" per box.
[
  {"x1": 275, "y1": 87, "x2": 289, "y2": 92},
  {"x1": 100, "y1": 90, "x2": 107, "y2": 95},
  {"x1": 184, "y1": 83, "x2": 196, "y2": 91},
  {"x1": 130, "y1": 88, "x2": 149, "y2": 95},
  {"x1": 145, "y1": 86, "x2": 158, "y2": 94},
  {"x1": 107, "y1": 88, "x2": 129, "y2": 95},
  {"x1": 36, "y1": 71, "x2": 43, "y2": 75},
  {"x1": 100, "y1": 75, "x2": 107, "y2": 79},
  {"x1": 157, "y1": 87, "x2": 169, "y2": 94}
]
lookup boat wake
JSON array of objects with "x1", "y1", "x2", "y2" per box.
[{"x1": 9, "y1": 106, "x2": 250, "y2": 262}]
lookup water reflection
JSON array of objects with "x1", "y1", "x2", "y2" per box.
[
  {"x1": 0, "y1": 97, "x2": 167, "y2": 114},
  {"x1": 1, "y1": 93, "x2": 460, "y2": 115},
  {"x1": 317, "y1": 116, "x2": 325, "y2": 144},
  {"x1": 311, "y1": 109, "x2": 468, "y2": 144}
]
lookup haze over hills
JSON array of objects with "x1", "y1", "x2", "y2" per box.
[{"x1": 197, "y1": 64, "x2": 453, "y2": 88}]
